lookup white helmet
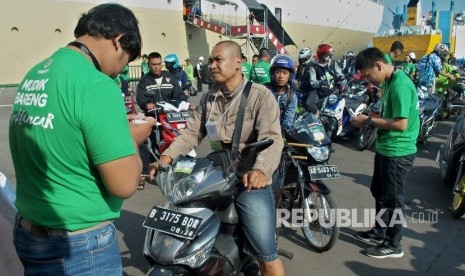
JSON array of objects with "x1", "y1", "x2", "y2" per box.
[
  {"x1": 298, "y1": 47, "x2": 312, "y2": 65},
  {"x1": 434, "y1": 43, "x2": 449, "y2": 58},
  {"x1": 408, "y1": 52, "x2": 416, "y2": 60}
]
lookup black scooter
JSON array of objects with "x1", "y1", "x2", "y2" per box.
[{"x1": 437, "y1": 104, "x2": 465, "y2": 218}]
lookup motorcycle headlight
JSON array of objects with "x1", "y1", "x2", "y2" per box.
[
  {"x1": 173, "y1": 170, "x2": 205, "y2": 203},
  {"x1": 328, "y1": 94, "x2": 338, "y2": 105},
  {"x1": 307, "y1": 146, "x2": 330, "y2": 162},
  {"x1": 174, "y1": 238, "x2": 215, "y2": 268}
]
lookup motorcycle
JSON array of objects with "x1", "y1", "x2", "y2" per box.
[
  {"x1": 436, "y1": 104, "x2": 465, "y2": 218},
  {"x1": 145, "y1": 101, "x2": 195, "y2": 157},
  {"x1": 280, "y1": 112, "x2": 340, "y2": 252},
  {"x1": 319, "y1": 83, "x2": 369, "y2": 140},
  {"x1": 417, "y1": 87, "x2": 442, "y2": 143},
  {"x1": 441, "y1": 80, "x2": 465, "y2": 120},
  {"x1": 142, "y1": 139, "x2": 292, "y2": 275}
]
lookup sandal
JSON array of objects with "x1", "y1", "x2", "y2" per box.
[{"x1": 137, "y1": 175, "x2": 146, "y2": 190}]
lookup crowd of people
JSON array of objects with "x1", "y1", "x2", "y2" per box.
[{"x1": 7, "y1": 2, "x2": 464, "y2": 275}]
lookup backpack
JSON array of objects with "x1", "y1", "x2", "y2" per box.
[{"x1": 201, "y1": 64, "x2": 212, "y2": 84}]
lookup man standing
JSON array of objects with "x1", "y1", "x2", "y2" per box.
[
  {"x1": 9, "y1": 3, "x2": 155, "y2": 274},
  {"x1": 385, "y1": 41, "x2": 404, "y2": 65},
  {"x1": 185, "y1": 57, "x2": 195, "y2": 82},
  {"x1": 136, "y1": 52, "x2": 187, "y2": 112},
  {"x1": 241, "y1": 53, "x2": 252, "y2": 80},
  {"x1": 416, "y1": 43, "x2": 456, "y2": 94},
  {"x1": 149, "y1": 41, "x2": 285, "y2": 276},
  {"x1": 195, "y1": 56, "x2": 204, "y2": 92},
  {"x1": 350, "y1": 47, "x2": 419, "y2": 259},
  {"x1": 251, "y1": 47, "x2": 271, "y2": 85}
]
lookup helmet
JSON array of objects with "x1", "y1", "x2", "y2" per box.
[
  {"x1": 270, "y1": 54, "x2": 296, "y2": 86},
  {"x1": 344, "y1": 50, "x2": 355, "y2": 59},
  {"x1": 408, "y1": 52, "x2": 416, "y2": 60},
  {"x1": 316, "y1": 44, "x2": 334, "y2": 62},
  {"x1": 164, "y1": 53, "x2": 180, "y2": 71},
  {"x1": 297, "y1": 47, "x2": 312, "y2": 64},
  {"x1": 434, "y1": 43, "x2": 449, "y2": 58}
]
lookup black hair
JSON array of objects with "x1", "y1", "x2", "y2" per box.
[
  {"x1": 142, "y1": 54, "x2": 148, "y2": 59},
  {"x1": 74, "y1": 3, "x2": 142, "y2": 62},
  {"x1": 259, "y1": 48, "x2": 269, "y2": 58},
  {"x1": 252, "y1": 54, "x2": 259, "y2": 59},
  {"x1": 354, "y1": 47, "x2": 388, "y2": 71},
  {"x1": 148, "y1": 52, "x2": 162, "y2": 61},
  {"x1": 390, "y1": 41, "x2": 404, "y2": 52}
]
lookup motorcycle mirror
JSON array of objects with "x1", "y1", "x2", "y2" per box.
[{"x1": 240, "y1": 139, "x2": 274, "y2": 159}]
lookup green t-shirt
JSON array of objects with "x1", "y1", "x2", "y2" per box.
[
  {"x1": 242, "y1": 61, "x2": 252, "y2": 80},
  {"x1": 402, "y1": 62, "x2": 416, "y2": 79},
  {"x1": 121, "y1": 65, "x2": 130, "y2": 81},
  {"x1": 377, "y1": 70, "x2": 419, "y2": 157},
  {"x1": 9, "y1": 48, "x2": 136, "y2": 231},
  {"x1": 251, "y1": 60, "x2": 271, "y2": 84},
  {"x1": 141, "y1": 61, "x2": 149, "y2": 76},
  {"x1": 385, "y1": 53, "x2": 393, "y2": 65},
  {"x1": 185, "y1": 64, "x2": 195, "y2": 81}
]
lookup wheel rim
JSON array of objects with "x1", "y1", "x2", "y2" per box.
[
  {"x1": 302, "y1": 193, "x2": 333, "y2": 247},
  {"x1": 452, "y1": 175, "x2": 465, "y2": 211}
]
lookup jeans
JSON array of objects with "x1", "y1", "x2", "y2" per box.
[
  {"x1": 235, "y1": 184, "x2": 278, "y2": 262},
  {"x1": 13, "y1": 217, "x2": 122, "y2": 276},
  {"x1": 371, "y1": 152, "x2": 415, "y2": 248}
]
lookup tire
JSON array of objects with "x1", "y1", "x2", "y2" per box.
[
  {"x1": 451, "y1": 167, "x2": 465, "y2": 218},
  {"x1": 301, "y1": 192, "x2": 339, "y2": 252},
  {"x1": 355, "y1": 125, "x2": 377, "y2": 151}
]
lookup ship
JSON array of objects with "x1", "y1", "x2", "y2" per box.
[
  {"x1": 372, "y1": 0, "x2": 465, "y2": 62},
  {"x1": 1, "y1": 0, "x2": 384, "y2": 84}
]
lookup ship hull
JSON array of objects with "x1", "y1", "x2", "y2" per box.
[
  {"x1": 1, "y1": 0, "x2": 383, "y2": 84},
  {"x1": 373, "y1": 34, "x2": 442, "y2": 62}
]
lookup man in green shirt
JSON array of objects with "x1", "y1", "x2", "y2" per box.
[
  {"x1": 184, "y1": 57, "x2": 195, "y2": 81},
  {"x1": 9, "y1": 3, "x2": 155, "y2": 275},
  {"x1": 241, "y1": 53, "x2": 252, "y2": 80},
  {"x1": 351, "y1": 47, "x2": 419, "y2": 259},
  {"x1": 251, "y1": 47, "x2": 271, "y2": 85},
  {"x1": 401, "y1": 53, "x2": 416, "y2": 80},
  {"x1": 141, "y1": 54, "x2": 149, "y2": 77},
  {"x1": 384, "y1": 40, "x2": 404, "y2": 65}
]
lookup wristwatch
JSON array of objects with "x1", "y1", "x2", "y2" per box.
[{"x1": 365, "y1": 114, "x2": 373, "y2": 127}]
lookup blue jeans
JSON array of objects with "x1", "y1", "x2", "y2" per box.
[
  {"x1": 235, "y1": 184, "x2": 278, "y2": 262},
  {"x1": 371, "y1": 152, "x2": 415, "y2": 248},
  {"x1": 13, "y1": 217, "x2": 122, "y2": 276}
]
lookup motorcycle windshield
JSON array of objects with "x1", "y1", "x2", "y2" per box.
[{"x1": 289, "y1": 113, "x2": 331, "y2": 146}]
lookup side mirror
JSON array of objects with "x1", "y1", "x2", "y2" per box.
[{"x1": 240, "y1": 139, "x2": 274, "y2": 159}]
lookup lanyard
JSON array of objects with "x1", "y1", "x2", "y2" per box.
[
  {"x1": 68, "y1": 41, "x2": 101, "y2": 72},
  {"x1": 207, "y1": 90, "x2": 243, "y2": 124}
]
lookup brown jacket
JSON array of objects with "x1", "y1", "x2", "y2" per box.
[{"x1": 162, "y1": 78, "x2": 284, "y2": 179}]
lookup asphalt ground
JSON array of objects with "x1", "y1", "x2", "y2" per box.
[{"x1": 1, "y1": 86, "x2": 465, "y2": 276}]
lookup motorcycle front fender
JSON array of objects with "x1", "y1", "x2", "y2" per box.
[
  {"x1": 305, "y1": 180, "x2": 332, "y2": 195},
  {"x1": 147, "y1": 265, "x2": 192, "y2": 276}
]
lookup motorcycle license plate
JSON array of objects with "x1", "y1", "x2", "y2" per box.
[
  {"x1": 142, "y1": 206, "x2": 203, "y2": 240},
  {"x1": 166, "y1": 112, "x2": 191, "y2": 123},
  {"x1": 308, "y1": 165, "x2": 340, "y2": 180}
]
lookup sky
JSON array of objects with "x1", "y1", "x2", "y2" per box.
[{"x1": 379, "y1": 0, "x2": 465, "y2": 34}]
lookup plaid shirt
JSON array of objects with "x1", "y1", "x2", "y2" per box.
[{"x1": 416, "y1": 53, "x2": 442, "y2": 87}]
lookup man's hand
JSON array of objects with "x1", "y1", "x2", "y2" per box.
[
  {"x1": 129, "y1": 117, "x2": 156, "y2": 145},
  {"x1": 146, "y1": 103, "x2": 156, "y2": 110},
  {"x1": 350, "y1": 114, "x2": 369, "y2": 128},
  {"x1": 448, "y1": 74, "x2": 456, "y2": 82},
  {"x1": 148, "y1": 155, "x2": 173, "y2": 181},
  {"x1": 242, "y1": 169, "x2": 269, "y2": 191}
]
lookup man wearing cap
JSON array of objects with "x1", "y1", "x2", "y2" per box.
[{"x1": 195, "y1": 56, "x2": 204, "y2": 92}]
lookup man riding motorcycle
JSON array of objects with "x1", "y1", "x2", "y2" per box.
[
  {"x1": 296, "y1": 47, "x2": 312, "y2": 84},
  {"x1": 267, "y1": 54, "x2": 299, "y2": 131},
  {"x1": 300, "y1": 43, "x2": 344, "y2": 114},
  {"x1": 164, "y1": 53, "x2": 192, "y2": 98}
]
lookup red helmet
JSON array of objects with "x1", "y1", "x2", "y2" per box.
[{"x1": 317, "y1": 44, "x2": 334, "y2": 62}]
